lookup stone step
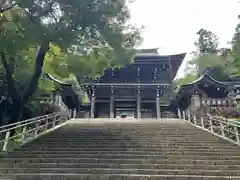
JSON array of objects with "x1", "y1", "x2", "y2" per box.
[
  {"x1": 37, "y1": 140, "x2": 226, "y2": 143},
  {"x1": 24, "y1": 142, "x2": 235, "y2": 146},
  {"x1": 19, "y1": 145, "x2": 237, "y2": 149},
  {"x1": 40, "y1": 132, "x2": 217, "y2": 135},
  {"x1": 33, "y1": 137, "x2": 224, "y2": 141},
  {"x1": 10, "y1": 151, "x2": 240, "y2": 157},
  {"x1": 2, "y1": 167, "x2": 240, "y2": 176},
  {"x1": 43, "y1": 130, "x2": 215, "y2": 132},
  {"x1": 41, "y1": 134, "x2": 215, "y2": 138},
  {"x1": 2, "y1": 158, "x2": 240, "y2": 165},
  {"x1": 2, "y1": 174, "x2": 240, "y2": 180},
  {"x1": 38, "y1": 137, "x2": 221, "y2": 140},
  {"x1": 27, "y1": 143, "x2": 233, "y2": 147},
  {"x1": 6, "y1": 154, "x2": 240, "y2": 160},
  {"x1": 14, "y1": 148, "x2": 240, "y2": 152},
  {"x1": 3, "y1": 162, "x2": 240, "y2": 170},
  {"x1": 43, "y1": 131, "x2": 210, "y2": 133},
  {"x1": 17, "y1": 147, "x2": 237, "y2": 152},
  {"x1": 31, "y1": 138, "x2": 228, "y2": 141},
  {"x1": 1, "y1": 121, "x2": 240, "y2": 179},
  {"x1": 31, "y1": 139, "x2": 227, "y2": 143},
  {"x1": 19, "y1": 144, "x2": 236, "y2": 151},
  {"x1": 12, "y1": 150, "x2": 240, "y2": 154},
  {"x1": 43, "y1": 132, "x2": 213, "y2": 134}
]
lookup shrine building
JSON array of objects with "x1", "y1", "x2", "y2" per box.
[{"x1": 77, "y1": 48, "x2": 186, "y2": 118}]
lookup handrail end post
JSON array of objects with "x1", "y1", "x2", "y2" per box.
[
  {"x1": 2, "y1": 130, "x2": 10, "y2": 152},
  {"x1": 177, "y1": 108, "x2": 181, "y2": 119},
  {"x1": 201, "y1": 116, "x2": 204, "y2": 128},
  {"x1": 234, "y1": 126, "x2": 240, "y2": 144},
  {"x1": 220, "y1": 121, "x2": 225, "y2": 137},
  {"x1": 193, "y1": 115, "x2": 197, "y2": 125},
  {"x1": 20, "y1": 126, "x2": 27, "y2": 145}
]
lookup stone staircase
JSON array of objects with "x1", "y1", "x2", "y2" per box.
[{"x1": 1, "y1": 119, "x2": 240, "y2": 180}]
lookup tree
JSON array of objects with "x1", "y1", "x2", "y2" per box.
[
  {"x1": 0, "y1": 47, "x2": 56, "y2": 124},
  {"x1": 0, "y1": 0, "x2": 141, "y2": 124},
  {"x1": 194, "y1": 29, "x2": 219, "y2": 55},
  {"x1": 232, "y1": 15, "x2": 240, "y2": 44},
  {"x1": 231, "y1": 15, "x2": 240, "y2": 75},
  {"x1": 189, "y1": 29, "x2": 232, "y2": 81}
]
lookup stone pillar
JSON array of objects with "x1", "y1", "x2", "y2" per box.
[
  {"x1": 137, "y1": 93, "x2": 141, "y2": 119},
  {"x1": 73, "y1": 109, "x2": 77, "y2": 119},
  {"x1": 156, "y1": 96, "x2": 161, "y2": 119},
  {"x1": 90, "y1": 96, "x2": 96, "y2": 118},
  {"x1": 177, "y1": 108, "x2": 181, "y2": 119},
  {"x1": 183, "y1": 111, "x2": 186, "y2": 120},
  {"x1": 187, "y1": 109, "x2": 191, "y2": 122},
  {"x1": 110, "y1": 95, "x2": 114, "y2": 118}
]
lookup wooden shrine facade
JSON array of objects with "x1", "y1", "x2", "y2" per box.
[
  {"x1": 46, "y1": 74, "x2": 81, "y2": 111},
  {"x1": 172, "y1": 74, "x2": 240, "y2": 118},
  {"x1": 78, "y1": 49, "x2": 186, "y2": 118}
]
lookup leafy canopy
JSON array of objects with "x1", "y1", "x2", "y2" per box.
[{"x1": 0, "y1": 0, "x2": 142, "y2": 123}]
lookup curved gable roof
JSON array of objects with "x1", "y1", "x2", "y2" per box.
[
  {"x1": 46, "y1": 74, "x2": 72, "y2": 87},
  {"x1": 178, "y1": 74, "x2": 229, "y2": 94}
]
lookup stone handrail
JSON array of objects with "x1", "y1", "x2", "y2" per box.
[
  {"x1": 0, "y1": 112, "x2": 71, "y2": 152},
  {"x1": 178, "y1": 109, "x2": 240, "y2": 146},
  {"x1": 59, "y1": 98, "x2": 70, "y2": 116}
]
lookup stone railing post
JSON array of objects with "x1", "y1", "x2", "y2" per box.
[
  {"x1": 2, "y1": 130, "x2": 10, "y2": 152},
  {"x1": 234, "y1": 126, "x2": 240, "y2": 144},
  {"x1": 193, "y1": 115, "x2": 197, "y2": 125},
  {"x1": 45, "y1": 117, "x2": 49, "y2": 131},
  {"x1": 73, "y1": 109, "x2": 77, "y2": 119},
  {"x1": 187, "y1": 109, "x2": 191, "y2": 122},
  {"x1": 34, "y1": 121, "x2": 40, "y2": 138},
  {"x1": 52, "y1": 114, "x2": 57, "y2": 127},
  {"x1": 182, "y1": 111, "x2": 186, "y2": 120},
  {"x1": 177, "y1": 108, "x2": 181, "y2": 119},
  {"x1": 220, "y1": 121, "x2": 225, "y2": 137},
  {"x1": 21, "y1": 126, "x2": 27, "y2": 145},
  {"x1": 209, "y1": 116, "x2": 214, "y2": 132},
  {"x1": 201, "y1": 116, "x2": 204, "y2": 128}
]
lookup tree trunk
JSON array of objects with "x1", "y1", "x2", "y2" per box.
[
  {"x1": 0, "y1": 43, "x2": 49, "y2": 129},
  {"x1": 0, "y1": 53, "x2": 19, "y2": 102},
  {"x1": 23, "y1": 43, "x2": 49, "y2": 103},
  {"x1": 9, "y1": 101, "x2": 24, "y2": 136}
]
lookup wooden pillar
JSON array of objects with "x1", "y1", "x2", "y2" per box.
[
  {"x1": 137, "y1": 93, "x2": 141, "y2": 119},
  {"x1": 90, "y1": 95, "x2": 96, "y2": 118},
  {"x1": 156, "y1": 87, "x2": 161, "y2": 119},
  {"x1": 137, "y1": 87, "x2": 141, "y2": 119},
  {"x1": 110, "y1": 95, "x2": 114, "y2": 118},
  {"x1": 156, "y1": 96, "x2": 161, "y2": 119}
]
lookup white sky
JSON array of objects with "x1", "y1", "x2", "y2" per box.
[{"x1": 128, "y1": 0, "x2": 240, "y2": 78}]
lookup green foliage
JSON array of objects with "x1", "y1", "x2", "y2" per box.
[
  {"x1": 187, "y1": 29, "x2": 236, "y2": 81},
  {"x1": 174, "y1": 73, "x2": 198, "y2": 87},
  {"x1": 0, "y1": 0, "x2": 142, "y2": 123},
  {"x1": 232, "y1": 15, "x2": 240, "y2": 44},
  {"x1": 231, "y1": 16, "x2": 240, "y2": 75},
  {"x1": 194, "y1": 29, "x2": 219, "y2": 55},
  {"x1": 0, "y1": 0, "x2": 141, "y2": 53}
]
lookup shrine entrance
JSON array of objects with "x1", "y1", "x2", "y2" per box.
[
  {"x1": 115, "y1": 101, "x2": 135, "y2": 119},
  {"x1": 78, "y1": 49, "x2": 186, "y2": 119}
]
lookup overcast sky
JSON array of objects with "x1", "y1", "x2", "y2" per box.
[{"x1": 128, "y1": 0, "x2": 240, "y2": 77}]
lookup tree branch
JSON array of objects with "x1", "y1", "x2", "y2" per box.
[
  {"x1": 23, "y1": 43, "x2": 49, "y2": 102},
  {"x1": 0, "y1": 53, "x2": 19, "y2": 102}
]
